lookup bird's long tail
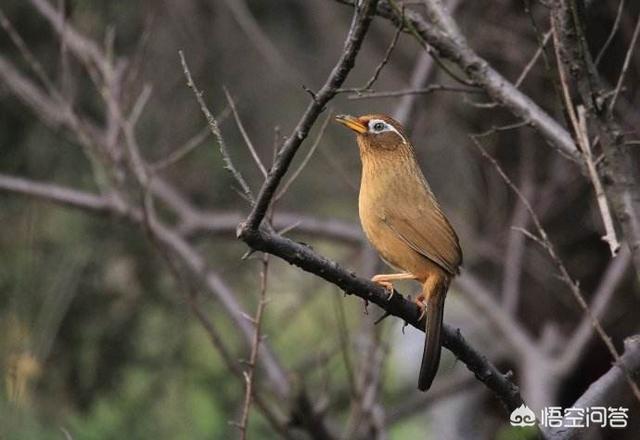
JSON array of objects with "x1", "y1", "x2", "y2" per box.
[{"x1": 418, "y1": 277, "x2": 448, "y2": 391}]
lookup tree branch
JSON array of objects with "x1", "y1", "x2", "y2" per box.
[
  {"x1": 546, "y1": 335, "x2": 640, "y2": 440},
  {"x1": 335, "y1": 0, "x2": 579, "y2": 161},
  {"x1": 240, "y1": 0, "x2": 380, "y2": 233},
  {"x1": 549, "y1": 0, "x2": 640, "y2": 294},
  {"x1": 239, "y1": 226, "x2": 524, "y2": 412}
]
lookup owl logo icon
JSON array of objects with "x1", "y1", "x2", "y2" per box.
[{"x1": 510, "y1": 404, "x2": 536, "y2": 427}]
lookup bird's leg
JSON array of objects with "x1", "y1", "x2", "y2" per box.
[
  {"x1": 415, "y1": 275, "x2": 438, "y2": 322},
  {"x1": 371, "y1": 272, "x2": 417, "y2": 300}
]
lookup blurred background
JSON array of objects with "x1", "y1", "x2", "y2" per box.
[{"x1": 1, "y1": 0, "x2": 639, "y2": 439}]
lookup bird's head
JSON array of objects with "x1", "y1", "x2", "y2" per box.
[{"x1": 335, "y1": 113, "x2": 410, "y2": 152}]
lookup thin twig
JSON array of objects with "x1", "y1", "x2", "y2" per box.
[
  {"x1": 501, "y1": 148, "x2": 534, "y2": 314},
  {"x1": 608, "y1": 9, "x2": 640, "y2": 114},
  {"x1": 576, "y1": 106, "x2": 620, "y2": 256},
  {"x1": 546, "y1": 336, "x2": 640, "y2": 440},
  {"x1": 595, "y1": 0, "x2": 626, "y2": 65},
  {"x1": 338, "y1": 20, "x2": 403, "y2": 94},
  {"x1": 151, "y1": 107, "x2": 232, "y2": 172},
  {"x1": 387, "y1": 0, "x2": 475, "y2": 87},
  {"x1": 471, "y1": 134, "x2": 640, "y2": 404},
  {"x1": 151, "y1": 127, "x2": 210, "y2": 172},
  {"x1": 219, "y1": 0, "x2": 302, "y2": 83},
  {"x1": 551, "y1": 20, "x2": 581, "y2": 143},
  {"x1": 128, "y1": 84, "x2": 152, "y2": 127},
  {"x1": 179, "y1": 51, "x2": 255, "y2": 204},
  {"x1": 237, "y1": 253, "x2": 270, "y2": 439},
  {"x1": 347, "y1": 84, "x2": 480, "y2": 100},
  {"x1": 224, "y1": 87, "x2": 268, "y2": 178},
  {"x1": 275, "y1": 111, "x2": 332, "y2": 201},
  {"x1": 555, "y1": 247, "x2": 631, "y2": 374},
  {"x1": 334, "y1": 296, "x2": 357, "y2": 398},
  {"x1": 552, "y1": 18, "x2": 620, "y2": 255},
  {"x1": 515, "y1": 30, "x2": 552, "y2": 88},
  {"x1": 334, "y1": 0, "x2": 579, "y2": 160},
  {"x1": 240, "y1": 0, "x2": 380, "y2": 232},
  {"x1": 0, "y1": 7, "x2": 57, "y2": 96}
]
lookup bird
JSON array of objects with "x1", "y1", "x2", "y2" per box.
[{"x1": 335, "y1": 113, "x2": 462, "y2": 391}]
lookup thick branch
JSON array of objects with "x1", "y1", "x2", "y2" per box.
[
  {"x1": 549, "y1": 0, "x2": 640, "y2": 278},
  {"x1": 240, "y1": 226, "x2": 524, "y2": 412}
]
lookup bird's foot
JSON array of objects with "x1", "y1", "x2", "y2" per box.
[
  {"x1": 371, "y1": 276, "x2": 395, "y2": 301},
  {"x1": 415, "y1": 295, "x2": 427, "y2": 322}
]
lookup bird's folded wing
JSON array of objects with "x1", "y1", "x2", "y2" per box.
[{"x1": 381, "y1": 205, "x2": 462, "y2": 276}]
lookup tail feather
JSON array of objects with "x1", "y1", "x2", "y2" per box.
[{"x1": 418, "y1": 282, "x2": 447, "y2": 391}]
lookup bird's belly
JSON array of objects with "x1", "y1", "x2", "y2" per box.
[{"x1": 359, "y1": 205, "x2": 433, "y2": 278}]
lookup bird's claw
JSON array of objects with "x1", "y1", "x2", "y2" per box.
[
  {"x1": 372, "y1": 277, "x2": 395, "y2": 301},
  {"x1": 415, "y1": 297, "x2": 427, "y2": 322}
]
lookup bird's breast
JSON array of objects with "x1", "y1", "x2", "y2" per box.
[
  {"x1": 358, "y1": 170, "x2": 416, "y2": 272},
  {"x1": 357, "y1": 158, "x2": 446, "y2": 278}
]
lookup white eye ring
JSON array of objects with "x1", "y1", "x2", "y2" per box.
[
  {"x1": 369, "y1": 119, "x2": 388, "y2": 133},
  {"x1": 371, "y1": 121, "x2": 387, "y2": 132},
  {"x1": 368, "y1": 119, "x2": 408, "y2": 144}
]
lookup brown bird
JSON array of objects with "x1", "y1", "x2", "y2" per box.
[{"x1": 336, "y1": 113, "x2": 462, "y2": 391}]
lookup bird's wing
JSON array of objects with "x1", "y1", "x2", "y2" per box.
[{"x1": 381, "y1": 203, "x2": 462, "y2": 276}]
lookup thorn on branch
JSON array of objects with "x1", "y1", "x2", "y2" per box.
[
  {"x1": 302, "y1": 85, "x2": 318, "y2": 102},
  {"x1": 374, "y1": 311, "x2": 391, "y2": 325}
]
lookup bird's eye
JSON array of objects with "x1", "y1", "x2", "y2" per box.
[{"x1": 372, "y1": 122, "x2": 385, "y2": 131}]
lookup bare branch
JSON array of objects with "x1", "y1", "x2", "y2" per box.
[
  {"x1": 240, "y1": 227, "x2": 524, "y2": 412},
  {"x1": 178, "y1": 210, "x2": 364, "y2": 245},
  {"x1": 219, "y1": 0, "x2": 302, "y2": 83},
  {"x1": 0, "y1": 54, "x2": 69, "y2": 129},
  {"x1": 387, "y1": 371, "x2": 476, "y2": 424},
  {"x1": 457, "y1": 272, "x2": 539, "y2": 359},
  {"x1": 338, "y1": 19, "x2": 403, "y2": 94},
  {"x1": 555, "y1": 247, "x2": 631, "y2": 375},
  {"x1": 546, "y1": 336, "x2": 640, "y2": 440},
  {"x1": 224, "y1": 87, "x2": 268, "y2": 178},
  {"x1": 0, "y1": 173, "x2": 291, "y2": 399},
  {"x1": 515, "y1": 30, "x2": 552, "y2": 88},
  {"x1": 347, "y1": 84, "x2": 479, "y2": 100},
  {"x1": 501, "y1": 150, "x2": 534, "y2": 314},
  {"x1": 0, "y1": 173, "x2": 120, "y2": 214},
  {"x1": 595, "y1": 0, "x2": 626, "y2": 65},
  {"x1": 28, "y1": 0, "x2": 111, "y2": 78},
  {"x1": 335, "y1": 0, "x2": 579, "y2": 161},
  {"x1": 240, "y1": 0, "x2": 380, "y2": 233},
  {"x1": 179, "y1": 51, "x2": 255, "y2": 204},
  {"x1": 608, "y1": 9, "x2": 640, "y2": 114},
  {"x1": 549, "y1": 0, "x2": 640, "y2": 290},
  {"x1": 0, "y1": 7, "x2": 57, "y2": 95},
  {"x1": 276, "y1": 111, "x2": 332, "y2": 201},
  {"x1": 151, "y1": 127, "x2": 210, "y2": 172},
  {"x1": 237, "y1": 254, "x2": 271, "y2": 439},
  {"x1": 471, "y1": 134, "x2": 640, "y2": 404},
  {"x1": 576, "y1": 106, "x2": 620, "y2": 256}
]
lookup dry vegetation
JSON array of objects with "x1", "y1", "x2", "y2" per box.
[{"x1": 1, "y1": 0, "x2": 640, "y2": 439}]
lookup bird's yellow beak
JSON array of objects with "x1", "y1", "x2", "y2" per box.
[{"x1": 335, "y1": 114, "x2": 367, "y2": 134}]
